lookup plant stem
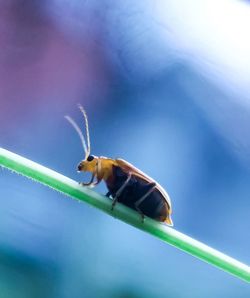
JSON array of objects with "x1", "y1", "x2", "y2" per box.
[{"x1": 0, "y1": 147, "x2": 249, "y2": 282}]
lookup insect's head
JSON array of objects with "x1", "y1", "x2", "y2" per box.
[
  {"x1": 65, "y1": 104, "x2": 97, "y2": 174},
  {"x1": 77, "y1": 154, "x2": 98, "y2": 173}
]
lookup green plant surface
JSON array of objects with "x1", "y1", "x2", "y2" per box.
[{"x1": 0, "y1": 147, "x2": 249, "y2": 282}]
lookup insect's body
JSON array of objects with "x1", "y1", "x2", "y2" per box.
[
  {"x1": 106, "y1": 164, "x2": 171, "y2": 223},
  {"x1": 66, "y1": 106, "x2": 173, "y2": 226},
  {"x1": 78, "y1": 156, "x2": 173, "y2": 225}
]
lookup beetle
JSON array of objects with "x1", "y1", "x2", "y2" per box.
[{"x1": 65, "y1": 105, "x2": 173, "y2": 226}]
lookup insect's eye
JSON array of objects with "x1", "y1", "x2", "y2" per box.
[{"x1": 87, "y1": 155, "x2": 94, "y2": 162}]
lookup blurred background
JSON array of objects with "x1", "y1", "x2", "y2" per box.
[{"x1": 1, "y1": 0, "x2": 250, "y2": 297}]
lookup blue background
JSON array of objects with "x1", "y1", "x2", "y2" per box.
[{"x1": 1, "y1": 1, "x2": 250, "y2": 297}]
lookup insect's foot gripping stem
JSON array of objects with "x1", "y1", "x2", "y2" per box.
[
  {"x1": 105, "y1": 191, "x2": 112, "y2": 198},
  {"x1": 141, "y1": 215, "x2": 145, "y2": 223},
  {"x1": 134, "y1": 205, "x2": 145, "y2": 223},
  {"x1": 111, "y1": 199, "x2": 117, "y2": 211},
  {"x1": 80, "y1": 182, "x2": 90, "y2": 186},
  {"x1": 140, "y1": 213, "x2": 145, "y2": 223}
]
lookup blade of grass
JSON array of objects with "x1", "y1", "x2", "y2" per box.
[{"x1": 0, "y1": 147, "x2": 249, "y2": 282}]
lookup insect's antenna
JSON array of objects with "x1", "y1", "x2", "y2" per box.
[
  {"x1": 65, "y1": 115, "x2": 88, "y2": 157},
  {"x1": 78, "y1": 104, "x2": 91, "y2": 157}
]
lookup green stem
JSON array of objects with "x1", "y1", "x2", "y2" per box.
[{"x1": 0, "y1": 147, "x2": 249, "y2": 282}]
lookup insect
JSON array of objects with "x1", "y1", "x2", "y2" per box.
[{"x1": 65, "y1": 105, "x2": 173, "y2": 226}]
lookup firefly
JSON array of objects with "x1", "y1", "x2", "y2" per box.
[{"x1": 66, "y1": 105, "x2": 173, "y2": 225}]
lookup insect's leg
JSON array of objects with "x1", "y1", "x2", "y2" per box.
[
  {"x1": 79, "y1": 172, "x2": 95, "y2": 186},
  {"x1": 134, "y1": 205, "x2": 145, "y2": 223},
  {"x1": 106, "y1": 191, "x2": 112, "y2": 198},
  {"x1": 111, "y1": 173, "x2": 132, "y2": 211},
  {"x1": 134, "y1": 182, "x2": 156, "y2": 207},
  {"x1": 91, "y1": 177, "x2": 101, "y2": 186},
  {"x1": 80, "y1": 161, "x2": 102, "y2": 187},
  {"x1": 134, "y1": 182, "x2": 156, "y2": 222}
]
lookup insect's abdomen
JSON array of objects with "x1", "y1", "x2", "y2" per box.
[{"x1": 106, "y1": 166, "x2": 169, "y2": 222}]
